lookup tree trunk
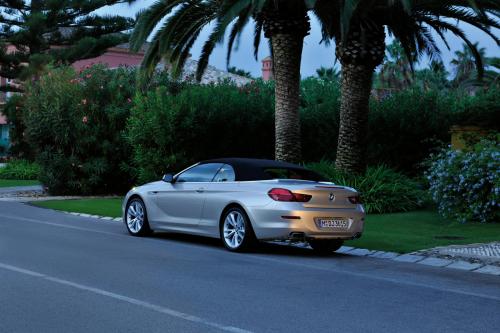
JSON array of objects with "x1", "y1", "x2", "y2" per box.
[
  {"x1": 334, "y1": 25, "x2": 386, "y2": 173},
  {"x1": 272, "y1": 33, "x2": 304, "y2": 163},
  {"x1": 335, "y1": 64, "x2": 374, "y2": 173}
]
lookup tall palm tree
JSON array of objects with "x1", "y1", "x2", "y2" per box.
[
  {"x1": 129, "y1": 0, "x2": 313, "y2": 163},
  {"x1": 314, "y1": 0, "x2": 499, "y2": 173},
  {"x1": 451, "y1": 42, "x2": 487, "y2": 84},
  {"x1": 316, "y1": 66, "x2": 340, "y2": 81},
  {"x1": 379, "y1": 41, "x2": 414, "y2": 91}
]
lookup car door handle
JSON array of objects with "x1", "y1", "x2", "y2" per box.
[{"x1": 196, "y1": 188, "x2": 205, "y2": 193}]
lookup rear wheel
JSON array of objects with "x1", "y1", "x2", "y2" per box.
[
  {"x1": 125, "y1": 198, "x2": 152, "y2": 236},
  {"x1": 220, "y1": 207, "x2": 255, "y2": 252},
  {"x1": 308, "y1": 239, "x2": 344, "y2": 255}
]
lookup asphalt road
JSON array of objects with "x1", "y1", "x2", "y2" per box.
[{"x1": 1, "y1": 201, "x2": 499, "y2": 333}]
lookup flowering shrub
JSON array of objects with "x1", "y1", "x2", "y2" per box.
[
  {"x1": 426, "y1": 139, "x2": 500, "y2": 223},
  {"x1": 23, "y1": 65, "x2": 137, "y2": 194}
]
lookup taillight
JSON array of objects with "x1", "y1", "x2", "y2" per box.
[
  {"x1": 268, "y1": 188, "x2": 312, "y2": 202},
  {"x1": 348, "y1": 195, "x2": 362, "y2": 204}
]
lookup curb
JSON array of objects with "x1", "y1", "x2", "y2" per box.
[{"x1": 65, "y1": 211, "x2": 500, "y2": 277}]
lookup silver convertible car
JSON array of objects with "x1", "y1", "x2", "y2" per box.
[{"x1": 123, "y1": 158, "x2": 365, "y2": 253}]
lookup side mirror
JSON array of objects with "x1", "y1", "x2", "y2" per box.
[{"x1": 162, "y1": 173, "x2": 175, "y2": 183}]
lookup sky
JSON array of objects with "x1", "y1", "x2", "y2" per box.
[{"x1": 101, "y1": 1, "x2": 499, "y2": 78}]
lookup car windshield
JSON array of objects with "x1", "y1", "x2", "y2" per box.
[{"x1": 262, "y1": 168, "x2": 325, "y2": 182}]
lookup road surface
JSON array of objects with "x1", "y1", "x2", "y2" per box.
[{"x1": 0, "y1": 201, "x2": 499, "y2": 332}]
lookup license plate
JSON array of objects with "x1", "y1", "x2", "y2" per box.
[{"x1": 317, "y1": 218, "x2": 348, "y2": 229}]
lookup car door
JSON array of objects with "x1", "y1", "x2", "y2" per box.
[
  {"x1": 152, "y1": 163, "x2": 223, "y2": 233},
  {"x1": 199, "y1": 164, "x2": 238, "y2": 236}
]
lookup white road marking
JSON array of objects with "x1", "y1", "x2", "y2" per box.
[
  {"x1": 0, "y1": 213, "x2": 121, "y2": 237},
  {"x1": 0, "y1": 262, "x2": 251, "y2": 333}
]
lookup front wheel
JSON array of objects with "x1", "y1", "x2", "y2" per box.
[
  {"x1": 220, "y1": 207, "x2": 255, "y2": 252},
  {"x1": 308, "y1": 239, "x2": 344, "y2": 255},
  {"x1": 125, "y1": 198, "x2": 152, "y2": 236}
]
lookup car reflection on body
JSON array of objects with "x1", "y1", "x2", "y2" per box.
[{"x1": 123, "y1": 158, "x2": 365, "y2": 253}]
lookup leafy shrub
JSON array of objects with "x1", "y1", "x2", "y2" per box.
[
  {"x1": 426, "y1": 139, "x2": 499, "y2": 223},
  {"x1": 368, "y1": 89, "x2": 453, "y2": 173},
  {"x1": 3, "y1": 94, "x2": 35, "y2": 159},
  {"x1": 23, "y1": 65, "x2": 136, "y2": 195},
  {"x1": 0, "y1": 159, "x2": 40, "y2": 180},
  {"x1": 126, "y1": 81, "x2": 275, "y2": 184},
  {"x1": 300, "y1": 78, "x2": 341, "y2": 162},
  {"x1": 308, "y1": 161, "x2": 426, "y2": 214}
]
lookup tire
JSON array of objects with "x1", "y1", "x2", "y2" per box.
[
  {"x1": 220, "y1": 207, "x2": 256, "y2": 252},
  {"x1": 308, "y1": 239, "x2": 344, "y2": 255},
  {"x1": 125, "y1": 198, "x2": 152, "y2": 236}
]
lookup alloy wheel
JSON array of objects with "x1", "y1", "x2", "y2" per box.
[
  {"x1": 127, "y1": 200, "x2": 145, "y2": 234},
  {"x1": 223, "y1": 210, "x2": 246, "y2": 249}
]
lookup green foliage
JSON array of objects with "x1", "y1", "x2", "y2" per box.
[
  {"x1": 126, "y1": 81, "x2": 275, "y2": 184},
  {"x1": 23, "y1": 65, "x2": 136, "y2": 195},
  {"x1": 0, "y1": 159, "x2": 40, "y2": 180},
  {"x1": 300, "y1": 78, "x2": 341, "y2": 162},
  {"x1": 3, "y1": 95, "x2": 35, "y2": 159},
  {"x1": 308, "y1": 161, "x2": 427, "y2": 214},
  {"x1": 426, "y1": 140, "x2": 500, "y2": 223}
]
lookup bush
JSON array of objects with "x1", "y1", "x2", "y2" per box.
[
  {"x1": 426, "y1": 139, "x2": 499, "y2": 223},
  {"x1": 23, "y1": 65, "x2": 136, "y2": 195},
  {"x1": 308, "y1": 161, "x2": 427, "y2": 214},
  {"x1": 0, "y1": 159, "x2": 40, "y2": 180},
  {"x1": 126, "y1": 81, "x2": 275, "y2": 184}
]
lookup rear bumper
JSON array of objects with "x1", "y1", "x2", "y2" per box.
[{"x1": 248, "y1": 203, "x2": 365, "y2": 241}]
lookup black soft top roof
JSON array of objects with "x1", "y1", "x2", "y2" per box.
[{"x1": 199, "y1": 158, "x2": 325, "y2": 181}]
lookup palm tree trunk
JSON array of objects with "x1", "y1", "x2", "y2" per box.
[
  {"x1": 272, "y1": 33, "x2": 304, "y2": 163},
  {"x1": 335, "y1": 64, "x2": 374, "y2": 173},
  {"x1": 334, "y1": 25, "x2": 386, "y2": 173}
]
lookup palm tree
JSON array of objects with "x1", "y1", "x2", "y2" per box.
[
  {"x1": 414, "y1": 60, "x2": 450, "y2": 91},
  {"x1": 379, "y1": 41, "x2": 414, "y2": 91},
  {"x1": 129, "y1": 0, "x2": 312, "y2": 163},
  {"x1": 451, "y1": 42, "x2": 487, "y2": 84},
  {"x1": 316, "y1": 66, "x2": 340, "y2": 81},
  {"x1": 314, "y1": 0, "x2": 499, "y2": 173}
]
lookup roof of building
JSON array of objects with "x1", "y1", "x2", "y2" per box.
[{"x1": 175, "y1": 58, "x2": 252, "y2": 86}]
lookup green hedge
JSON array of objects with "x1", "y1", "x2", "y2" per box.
[
  {"x1": 125, "y1": 82, "x2": 275, "y2": 184},
  {"x1": 18, "y1": 65, "x2": 500, "y2": 194}
]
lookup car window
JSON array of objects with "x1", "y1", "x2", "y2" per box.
[
  {"x1": 213, "y1": 164, "x2": 236, "y2": 182},
  {"x1": 176, "y1": 163, "x2": 223, "y2": 183}
]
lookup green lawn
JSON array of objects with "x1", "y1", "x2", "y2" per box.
[
  {"x1": 0, "y1": 179, "x2": 41, "y2": 188},
  {"x1": 33, "y1": 198, "x2": 123, "y2": 218},
  {"x1": 347, "y1": 210, "x2": 500, "y2": 253},
  {"x1": 31, "y1": 198, "x2": 500, "y2": 253}
]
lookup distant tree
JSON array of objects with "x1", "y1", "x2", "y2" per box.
[
  {"x1": 414, "y1": 60, "x2": 450, "y2": 91},
  {"x1": 0, "y1": 0, "x2": 134, "y2": 93},
  {"x1": 316, "y1": 66, "x2": 340, "y2": 81},
  {"x1": 451, "y1": 42, "x2": 488, "y2": 85},
  {"x1": 378, "y1": 41, "x2": 413, "y2": 91},
  {"x1": 228, "y1": 66, "x2": 253, "y2": 79}
]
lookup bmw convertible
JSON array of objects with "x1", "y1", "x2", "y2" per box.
[{"x1": 123, "y1": 158, "x2": 365, "y2": 253}]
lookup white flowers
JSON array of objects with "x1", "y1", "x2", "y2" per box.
[{"x1": 426, "y1": 139, "x2": 500, "y2": 223}]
